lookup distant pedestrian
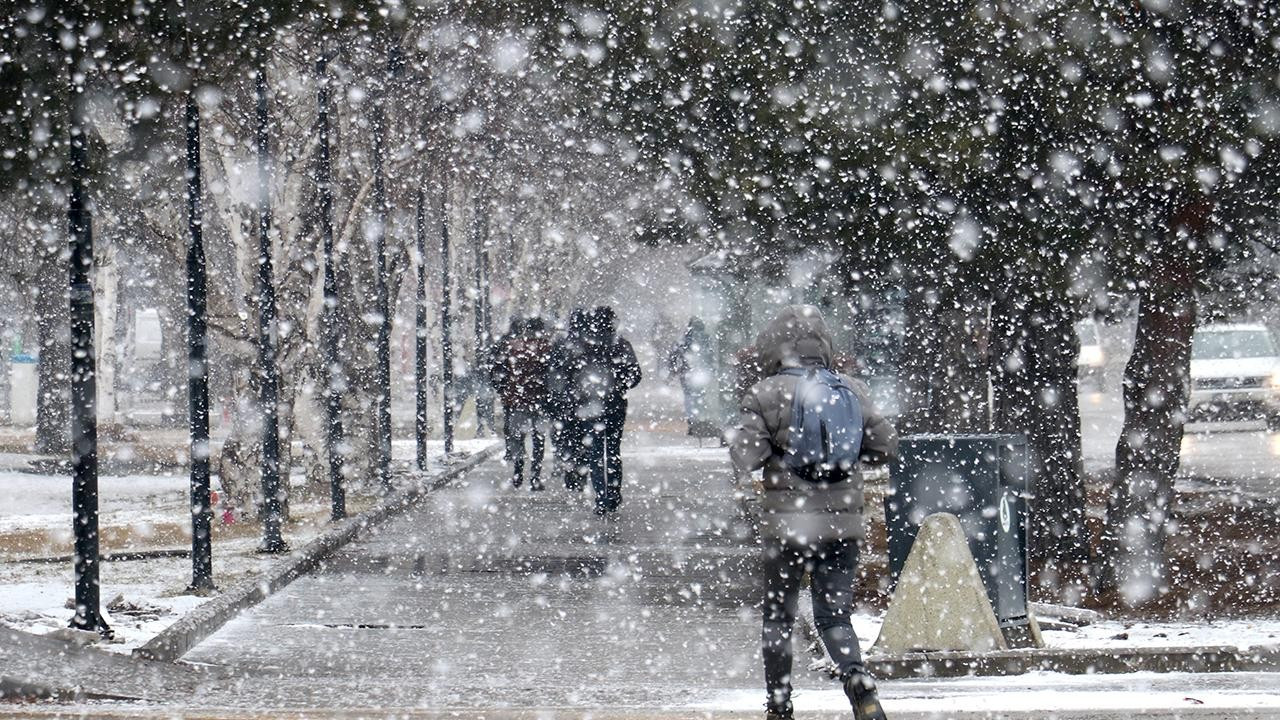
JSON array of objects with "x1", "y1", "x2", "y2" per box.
[
  {"x1": 570, "y1": 305, "x2": 641, "y2": 515},
  {"x1": 548, "y1": 308, "x2": 591, "y2": 490},
  {"x1": 729, "y1": 305, "x2": 898, "y2": 720},
  {"x1": 667, "y1": 316, "x2": 717, "y2": 436},
  {"x1": 491, "y1": 316, "x2": 553, "y2": 490}
]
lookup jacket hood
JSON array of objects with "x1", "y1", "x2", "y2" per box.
[{"x1": 755, "y1": 305, "x2": 835, "y2": 375}]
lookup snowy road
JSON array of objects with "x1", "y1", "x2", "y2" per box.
[{"x1": 1080, "y1": 389, "x2": 1280, "y2": 494}]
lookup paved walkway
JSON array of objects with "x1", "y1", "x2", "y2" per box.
[
  {"x1": 182, "y1": 432, "x2": 771, "y2": 710},
  {"x1": 7, "y1": 432, "x2": 1280, "y2": 718}
]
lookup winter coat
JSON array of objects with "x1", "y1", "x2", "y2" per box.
[
  {"x1": 547, "y1": 335, "x2": 585, "y2": 423},
  {"x1": 729, "y1": 305, "x2": 898, "y2": 545},
  {"x1": 492, "y1": 333, "x2": 552, "y2": 411},
  {"x1": 573, "y1": 334, "x2": 642, "y2": 424}
]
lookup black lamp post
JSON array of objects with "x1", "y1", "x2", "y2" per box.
[
  {"x1": 254, "y1": 64, "x2": 287, "y2": 554},
  {"x1": 440, "y1": 194, "x2": 454, "y2": 455},
  {"x1": 415, "y1": 189, "x2": 430, "y2": 471},
  {"x1": 184, "y1": 87, "x2": 215, "y2": 593},
  {"x1": 66, "y1": 19, "x2": 109, "y2": 636},
  {"x1": 317, "y1": 53, "x2": 345, "y2": 520}
]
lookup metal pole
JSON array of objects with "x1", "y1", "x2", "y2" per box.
[
  {"x1": 472, "y1": 206, "x2": 486, "y2": 438},
  {"x1": 185, "y1": 90, "x2": 215, "y2": 593},
  {"x1": 317, "y1": 54, "x2": 345, "y2": 520},
  {"x1": 440, "y1": 194, "x2": 454, "y2": 455},
  {"x1": 254, "y1": 65, "x2": 287, "y2": 554},
  {"x1": 371, "y1": 76, "x2": 392, "y2": 493},
  {"x1": 67, "y1": 30, "x2": 109, "y2": 636},
  {"x1": 415, "y1": 189, "x2": 429, "y2": 471},
  {"x1": 481, "y1": 212, "x2": 492, "y2": 346},
  {"x1": 479, "y1": 204, "x2": 493, "y2": 367}
]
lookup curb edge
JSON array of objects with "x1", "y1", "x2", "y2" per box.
[{"x1": 132, "y1": 446, "x2": 500, "y2": 663}]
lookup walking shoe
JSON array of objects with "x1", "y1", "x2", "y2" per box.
[
  {"x1": 764, "y1": 701, "x2": 793, "y2": 720},
  {"x1": 844, "y1": 672, "x2": 887, "y2": 720},
  {"x1": 511, "y1": 474, "x2": 523, "y2": 489},
  {"x1": 530, "y1": 478, "x2": 545, "y2": 491}
]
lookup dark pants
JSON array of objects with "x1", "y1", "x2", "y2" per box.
[
  {"x1": 552, "y1": 414, "x2": 583, "y2": 490},
  {"x1": 580, "y1": 414, "x2": 624, "y2": 512},
  {"x1": 761, "y1": 538, "x2": 864, "y2": 713},
  {"x1": 504, "y1": 406, "x2": 544, "y2": 485}
]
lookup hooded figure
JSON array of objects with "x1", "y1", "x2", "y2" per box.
[
  {"x1": 572, "y1": 305, "x2": 641, "y2": 515},
  {"x1": 548, "y1": 308, "x2": 591, "y2": 489},
  {"x1": 731, "y1": 305, "x2": 897, "y2": 543},
  {"x1": 730, "y1": 305, "x2": 896, "y2": 720}
]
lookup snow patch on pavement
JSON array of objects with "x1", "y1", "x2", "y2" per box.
[{"x1": 695, "y1": 672, "x2": 1280, "y2": 713}]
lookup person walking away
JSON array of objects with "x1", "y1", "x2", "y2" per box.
[
  {"x1": 492, "y1": 317, "x2": 552, "y2": 490},
  {"x1": 571, "y1": 306, "x2": 641, "y2": 515},
  {"x1": 729, "y1": 305, "x2": 898, "y2": 720},
  {"x1": 667, "y1": 316, "x2": 718, "y2": 437},
  {"x1": 548, "y1": 309, "x2": 590, "y2": 490}
]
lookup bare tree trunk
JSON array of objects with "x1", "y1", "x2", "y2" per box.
[
  {"x1": 932, "y1": 299, "x2": 990, "y2": 432},
  {"x1": 1099, "y1": 257, "x2": 1197, "y2": 605},
  {"x1": 897, "y1": 279, "x2": 939, "y2": 434},
  {"x1": 897, "y1": 268, "x2": 988, "y2": 434},
  {"x1": 991, "y1": 279, "x2": 1087, "y2": 590}
]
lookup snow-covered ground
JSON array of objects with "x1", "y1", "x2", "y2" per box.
[
  {"x1": 0, "y1": 471, "x2": 202, "y2": 534},
  {"x1": 697, "y1": 671, "x2": 1280, "y2": 714},
  {"x1": 0, "y1": 438, "x2": 497, "y2": 655},
  {"x1": 841, "y1": 614, "x2": 1280, "y2": 656},
  {"x1": 0, "y1": 537, "x2": 295, "y2": 653}
]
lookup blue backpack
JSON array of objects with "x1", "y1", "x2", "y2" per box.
[{"x1": 778, "y1": 367, "x2": 864, "y2": 483}]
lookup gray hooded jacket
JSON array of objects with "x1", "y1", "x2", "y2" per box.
[{"x1": 729, "y1": 305, "x2": 899, "y2": 544}]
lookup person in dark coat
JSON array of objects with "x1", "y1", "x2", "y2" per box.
[
  {"x1": 491, "y1": 316, "x2": 553, "y2": 490},
  {"x1": 547, "y1": 309, "x2": 590, "y2": 490},
  {"x1": 571, "y1": 305, "x2": 641, "y2": 515},
  {"x1": 730, "y1": 305, "x2": 898, "y2": 720}
]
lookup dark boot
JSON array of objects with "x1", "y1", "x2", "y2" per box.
[
  {"x1": 764, "y1": 700, "x2": 793, "y2": 720},
  {"x1": 844, "y1": 672, "x2": 887, "y2": 720}
]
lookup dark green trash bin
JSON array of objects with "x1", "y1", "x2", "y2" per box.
[{"x1": 885, "y1": 434, "x2": 1033, "y2": 644}]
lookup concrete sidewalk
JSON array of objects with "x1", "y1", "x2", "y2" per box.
[{"x1": 179, "y1": 432, "x2": 762, "y2": 710}]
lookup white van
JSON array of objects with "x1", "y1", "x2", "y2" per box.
[{"x1": 1189, "y1": 323, "x2": 1280, "y2": 429}]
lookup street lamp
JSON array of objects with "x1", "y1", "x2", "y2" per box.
[
  {"x1": 440, "y1": 193, "x2": 454, "y2": 456},
  {"x1": 415, "y1": 189, "x2": 430, "y2": 471},
  {"x1": 66, "y1": 19, "x2": 109, "y2": 636},
  {"x1": 317, "y1": 52, "x2": 345, "y2": 521},
  {"x1": 184, "y1": 85, "x2": 215, "y2": 593},
  {"x1": 254, "y1": 63, "x2": 287, "y2": 554}
]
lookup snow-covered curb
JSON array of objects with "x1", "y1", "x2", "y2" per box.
[{"x1": 134, "y1": 445, "x2": 500, "y2": 662}]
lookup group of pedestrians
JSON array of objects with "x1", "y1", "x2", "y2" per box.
[
  {"x1": 493, "y1": 302, "x2": 895, "y2": 718},
  {"x1": 488, "y1": 305, "x2": 641, "y2": 516}
]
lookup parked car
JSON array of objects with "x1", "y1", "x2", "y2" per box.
[
  {"x1": 1188, "y1": 323, "x2": 1280, "y2": 429},
  {"x1": 1076, "y1": 320, "x2": 1106, "y2": 390}
]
